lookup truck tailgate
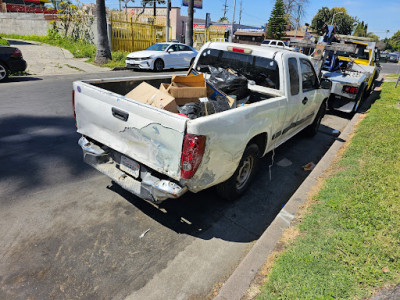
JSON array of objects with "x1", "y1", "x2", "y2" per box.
[{"x1": 73, "y1": 80, "x2": 187, "y2": 181}]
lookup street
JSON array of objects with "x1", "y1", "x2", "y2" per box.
[
  {"x1": 379, "y1": 62, "x2": 400, "y2": 75},
  {"x1": 0, "y1": 70, "x2": 350, "y2": 299}
]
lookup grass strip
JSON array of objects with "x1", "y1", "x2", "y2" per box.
[
  {"x1": 258, "y1": 82, "x2": 400, "y2": 299},
  {"x1": 0, "y1": 33, "x2": 127, "y2": 68}
]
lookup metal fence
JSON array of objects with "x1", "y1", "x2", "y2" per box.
[
  {"x1": 110, "y1": 12, "x2": 166, "y2": 52},
  {"x1": 193, "y1": 26, "x2": 226, "y2": 49}
]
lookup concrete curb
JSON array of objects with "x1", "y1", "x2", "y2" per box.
[{"x1": 215, "y1": 88, "x2": 377, "y2": 300}]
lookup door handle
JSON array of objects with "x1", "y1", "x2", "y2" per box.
[
  {"x1": 302, "y1": 97, "x2": 308, "y2": 105},
  {"x1": 112, "y1": 107, "x2": 129, "y2": 122}
]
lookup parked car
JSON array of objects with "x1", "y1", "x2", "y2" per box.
[
  {"x1": 261, "y1": 39, "x2": 295, "y2": 51},
  {"x1": 0, "y1": 45, "x2": 27, "y2": 82},
  {"x1": 387, "y1": 52, "x2": 399, "y2": 63},
  {"x1": 125, "y1": 42, "x2": 198, "y2": 71}
]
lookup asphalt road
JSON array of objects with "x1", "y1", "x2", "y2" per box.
[
  {"x1": 379, "y1": 62, "x2": 400, "y2": 75},
  {"x1": 0, "y1": 70, "x2": 351, "y2": 300}
]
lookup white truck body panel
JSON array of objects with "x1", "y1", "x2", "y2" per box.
[{"x1": 74, "y1": 75, "x2": 187, "y2": 180}]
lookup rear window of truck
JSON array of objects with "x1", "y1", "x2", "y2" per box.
[{"x1": 196, "y1": 48, "x2": 280, "y2": 90}]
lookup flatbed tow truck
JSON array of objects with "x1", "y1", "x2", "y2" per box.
[{"x1": 290, "y1": 34, "x2": 380, "y2": 113}]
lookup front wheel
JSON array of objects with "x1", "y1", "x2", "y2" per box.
[
  {"x1": 0, "y1": 63, "x2": 9, "y2": 82},
  {"x1": 216, "y1": 144, "x2": 259, "y2": 201},
  {"x1": 153, "y1": 59, "x2": 164, "y2": 72},
  {"x1": 304, "y1": 101, "x2": 326, "y2": 137}
]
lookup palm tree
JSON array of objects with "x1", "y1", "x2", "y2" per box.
[
  {"x1": 94, "y1": 0, "x2": 112, "y2": 64},
  {"x1": 185, "y1": 0, "x2": 194, "y2": 46}
]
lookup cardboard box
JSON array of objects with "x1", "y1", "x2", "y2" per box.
[
  {"x1": 159, "y1": 83, "x2": 201, "y2": 106},
  {"x1": 125, "y1": 82, "x2": 178, "y2": 113},
  {"x1": 167, "y1": 74, "x2": 208, "y2": 100}
]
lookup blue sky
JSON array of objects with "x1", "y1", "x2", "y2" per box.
[{"x1": 101, "y1": 0, "x2": 399, "y2": 39}]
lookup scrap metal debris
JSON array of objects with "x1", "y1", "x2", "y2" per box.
[
  {"x1": 332, "y1": 129, "x2": 340, "y2": 137},
  {"x1": 302, "y1": 162, "x2": 316, "y2": 171},
  {"x1": 139, "y1": 229, "x2": 150, "y2": 239}
]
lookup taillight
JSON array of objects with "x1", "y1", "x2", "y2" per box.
[
  {"x1": 342, "y1": 85, "x2": 358, "y2": 94},
  {"x1": 180, "y1": 134, "x2": 206, "y2": 179},
  {"x1": 11, "y1": 48, "x2": 22, "y2": 58},
  {"x1": 72, "y1": 90, "x2": 77, "y2": 127}
]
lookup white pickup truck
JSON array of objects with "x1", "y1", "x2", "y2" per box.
[{"x1": 73, "y1": 42, "x2": 331, "y2": 203}]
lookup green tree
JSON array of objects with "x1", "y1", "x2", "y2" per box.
[
  {"x1": 366, "y1": 33, "x2": 380, "y2": 42},
  {"x1": 267, "y1": 0, "x2": 288, "y2": 39},
  {"x1": 218, "y1": 16, "x2": 229, "y2": 23},
  {"x1": 311, "y1": 7, "x2": 355, "y2": 35},
  {"x1": 388, "y1": 30, "x2": 400, "y2": 51},
  {"x1": 353, "y1": 21, "x2": 368, "y2": 37}
]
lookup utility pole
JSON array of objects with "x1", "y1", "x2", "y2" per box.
[
  {"x1": 119, "y1": 0, "x2": 121, "y2": 12},
  {"x1": 166, "y1": 0, "x2": 171, "y2": 42},
  {"x1": 229, "y1": 0, "x2": 237, "y2": 42},
  {"x1": 223, "y1": 0, "x2": 228, "y2": 18},
  {"x1": 153, "y1": 0, "x2": 156, "y2": 18},
  {"x1": 185, "y1": 0, "x2": 194, "y2": 46},
  {"x1": 238, "y1": 0, "x2": 242, "y2": 25}
]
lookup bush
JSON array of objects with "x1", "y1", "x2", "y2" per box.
[{"x1": 0, "y1": 37, "x2": 10, "y2": 46}]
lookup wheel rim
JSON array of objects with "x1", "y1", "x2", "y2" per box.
[
  {"x1": 236, "y1": 156, "x2": 254, "y2": 190},
  {"x1": 0, "y1": 65, "x2": 6, "y2": 80}
]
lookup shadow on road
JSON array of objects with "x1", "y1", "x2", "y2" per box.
[
  {"x1": 0, "y1": 115, "x2": 91, "y2": 198},
  {"x1": 109, "y1": 122, "x2": 341, "y2": 243},
  {"x1": 7, "y1": 39, "x2": 37, "y2": 46},
  {"x1": 5, "y1": 76, "x2": 43, "y2": 83}
]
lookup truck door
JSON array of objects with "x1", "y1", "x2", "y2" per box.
[
  {"x1": 297, "y1": 58, "x2": 320, "y2": 127},
  {"x1": 278, "y1": 57, "x2": 303, "y2": 139}
]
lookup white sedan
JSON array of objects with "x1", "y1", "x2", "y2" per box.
[{"x1": 125, "y1": 43, "x2": 198, "y2": 71}]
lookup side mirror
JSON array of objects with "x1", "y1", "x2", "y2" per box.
[
  {"x1": 167, "y1": 48, "x2": 174, "y2": 53},
  {"x1": 320, "y1": 78, "x2": 332, "y2": 90}
]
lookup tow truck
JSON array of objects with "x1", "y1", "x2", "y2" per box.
[{"x1": 290, "y1": 34, "x2": 380, "y2": 113}]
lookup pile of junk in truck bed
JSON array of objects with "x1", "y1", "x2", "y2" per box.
[{"x1": 124, "y1": 66, "x2": 273, "y2": 120}]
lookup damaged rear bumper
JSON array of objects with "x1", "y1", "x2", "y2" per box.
[{"x1": 78, "y1": 136, "x2": 187, "y2": 203}]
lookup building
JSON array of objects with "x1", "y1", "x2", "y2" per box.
[{"x1": 0, "y1": 0, "x2": 56, "y2": 13}]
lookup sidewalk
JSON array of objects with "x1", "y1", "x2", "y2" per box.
[{"x1": 8, "y1": 39, "x2": 110, "y2": 76}]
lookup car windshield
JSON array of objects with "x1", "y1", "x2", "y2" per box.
[
  {"x1": 196, "y1": 48, "x2": 280, "y2": 89},
  {"x1": 145, "y1": 44, "x2": 169, "y2": 51}
]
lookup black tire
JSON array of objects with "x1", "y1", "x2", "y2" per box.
[
  {"x1": 327, "y1": 94, "x2": 335, "y2": 111},
  {"x1": 216, "y1": 144, "x2": 259, "y2": 201},
  {"x1": 153, "y1": 59, "x2": 164, "y2": 72},
  {"x1": 0, "y1": 62, "x2": 9, "y2": 82},
  {"x1": 304, "y1": 101, "x2": 326, "y2": 137},
  {"x1": 354, "y1": 85, "x2": 368, "y2": 112}
]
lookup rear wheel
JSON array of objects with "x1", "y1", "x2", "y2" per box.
[
  {"x1": 304, "y1": 101, "x2": 326, "y2": 137},
  {"x1": 153, "y1": 59, "x2": 164, "y2": 72},
  {"x1": 216, "y1": 144, "x2": 259, "y2": 201},
  {"x1": 0, "y1": 63, "x2": 8, "y2": 82}
]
